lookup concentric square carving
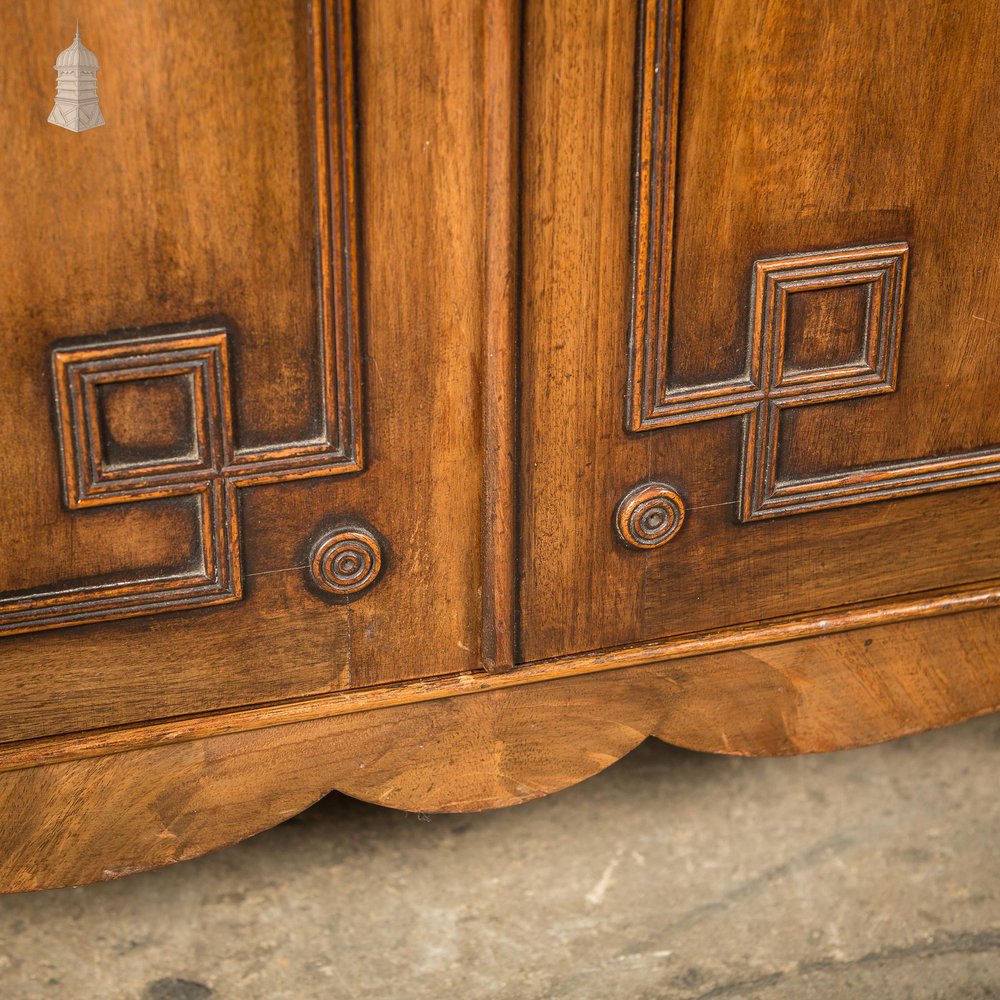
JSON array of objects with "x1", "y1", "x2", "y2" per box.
[
  {"x1": 628, "y1": 0, "x2": 1000, "y2": 523},
  {"x1": 32, "y1": 325, "x2": 243, "y2": 630},
  {"x1": 0, "y1": 0, "x2": 362, "y2": 637},
  {"x1": 743, "y1": 245, "x2": 908, "y2": 520},
  {"x1": 760, "y1": 248, "x2": 904, "y2": 396},
  {"x1": 52, "y1": 328, "x2": 232, "y2": 506}
]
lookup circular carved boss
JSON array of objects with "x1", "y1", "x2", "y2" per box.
[
  {"x1": 309, "y1": 526, "x2": 383, "y2": 596},
  {"x1": 615, "y1": 483, "x2": 686, "y2": 550}
]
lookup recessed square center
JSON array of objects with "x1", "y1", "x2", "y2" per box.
[
  {"x1": 783, "y1": 280, "x2": 872, "y2": 375},
  {"x1": 95, "y1": 373, "x2": 198, "y2": 470}
]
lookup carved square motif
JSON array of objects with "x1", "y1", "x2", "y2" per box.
[
  {"x1": 51, "y1": 327, "x2": 233, "y2": 507},
  {"x1": 755, "y1": 243, "x2": 907, "y2": 400},
  {"x1": 743, "y1": 243, "x2": 918, "y2": 520}
]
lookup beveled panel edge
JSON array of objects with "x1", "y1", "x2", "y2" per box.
[
  {"x1": 628, "y1": 0, "x2": 683, "y2": 431},
  {"x1": 1, "y1": 577, "x2": 998, "y2": 774}
]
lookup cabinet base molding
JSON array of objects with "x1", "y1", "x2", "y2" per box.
[{"x1": 3, "y1": 601, "x2": 999, "y2": 892}]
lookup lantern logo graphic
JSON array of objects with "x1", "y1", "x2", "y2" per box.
[{"x1": 49, "y1": 23, "x2": 105, "y2": 132}]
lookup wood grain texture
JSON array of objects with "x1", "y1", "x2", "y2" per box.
[
  {"x1": 3, "y1": 605, "x2": 999, "y2": 892},
  {"x1": 1, "y1": 577, "x2": 996, "y2": 777}
]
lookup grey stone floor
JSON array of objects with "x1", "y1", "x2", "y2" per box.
[{"x1": 2, "y1": 714, "x2": 1000, "y2": 1000}]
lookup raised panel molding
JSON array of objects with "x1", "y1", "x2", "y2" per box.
[
  {"x1": 628, "y1": 0, "x2": 1000, "y2": 522},
  {"x1": 745, "y1": 246, "x2": 1000, "y2": 519},
  {"x1": 629, "y1": 0, "x2": 683, "y2": 428},
  {"x1": 0, "y1": 0, "x2": 361, "y2": 637}
]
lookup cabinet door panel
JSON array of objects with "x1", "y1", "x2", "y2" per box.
[
  {"x1": 0, "y1": 0, "x2": 484, "y2": 742},
  {"x1": 519, "y1": 0, "x2": 1000, "y2": 661}
]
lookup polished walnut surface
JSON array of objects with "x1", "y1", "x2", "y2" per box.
[{"x1": 0, "y1": 0, "x2": 997, "y2": 891}]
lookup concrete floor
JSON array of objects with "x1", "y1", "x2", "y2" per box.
[{"x1": 1, "y1": 715, "x2": 999, "y2": 1000}]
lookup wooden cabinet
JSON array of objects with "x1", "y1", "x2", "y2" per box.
[{"x1": 1, "y1": 0, "x2": 998, "y2": 891}]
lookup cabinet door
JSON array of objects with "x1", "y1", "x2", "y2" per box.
[
  {"x1": 519, "y1": 0, "x2": 1000, "y2": 660},
  {"x1": 0, "y1": 0, "x2": 486, "y2": 743}
]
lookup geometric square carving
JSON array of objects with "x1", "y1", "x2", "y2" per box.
[
  {"x1": 632, "y1": 235, "x2": 1000, "y2": 523},
  {"x1": 744, "y1": 245, "x2": 908, "y2": 520},
  {"x1": 52, "y1": 328, "x2": 231, "y2": 506},
  {"x1": 628, "y1": 0, "x2": 1000, "y2": 525},
  {"x1": 758, "y1": 245, "x2": 904, "y2": 398},
  {"x1": 0, "y1": 0, "x2": 362, "y2": 637},
  {"x1": 746, "y1": 250, "x2": 1000, "y2": 518},
  {"x1": 46, "y1": 324, "x2": 241, "y2": 624}
]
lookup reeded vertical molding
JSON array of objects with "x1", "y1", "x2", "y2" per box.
[{"x1": 481, "y1": 0, "x2": 522, "y2": 672}]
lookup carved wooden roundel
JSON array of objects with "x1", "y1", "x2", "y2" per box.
[
  {"x1": 309, "y1": 527, "x2": 383, "y2": 597},
  {"x1": 615, "y1": 483, "x2": 686, "y2": 550}
]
